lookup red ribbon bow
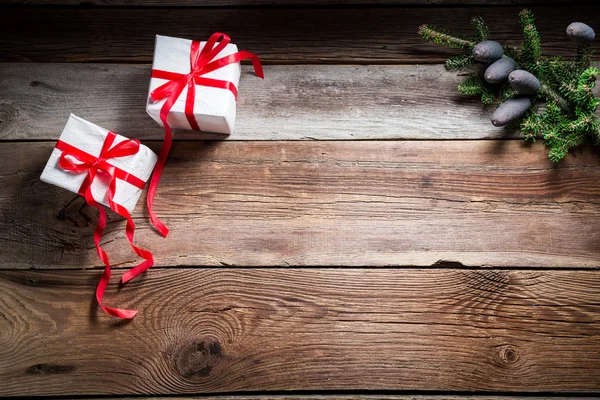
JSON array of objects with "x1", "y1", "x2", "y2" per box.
[
  {"x1": 56, "y1": 132, "x2": 154, "y2": 319},
  {"x1": 147, "y1": 32, "x2": 264, "y2": 237}
]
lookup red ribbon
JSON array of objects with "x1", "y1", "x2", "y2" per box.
[
  {"x1": 56, "y1": 132, "x2": 154, "y2": 319},
  {"x1": 147, "y1": 32, "x2": 264, "y2": 237}
]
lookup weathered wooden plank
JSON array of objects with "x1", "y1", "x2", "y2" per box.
[
  {"x1": 0, "y1": 6, "x2": 598, "y2": 63},
  {"x1": 57, "y1": 397, "x2": 600, "y2": 400},
  {"x1": 2, "y1": 140, "x2": 600, "y2": 269},
  {"x1": 1, "y1": 0, "x2": 580, "y2": 5},
  {"x1": 0, "y1": 63, "x2": 525, "y2": 141},
  {"x1": 1, "y1": 268, "x2": 600, "y2": 395}
]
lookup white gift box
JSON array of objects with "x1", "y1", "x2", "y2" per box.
[
  {"x1": 146, "y1": 34, "x2": 241, "y2": 134},
  {"x1": 41, "y1": 114, "x2": 158, "y2": 214}
]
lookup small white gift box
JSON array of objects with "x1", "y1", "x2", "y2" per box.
[
  {"x1": 40, "y1": 114, "x2": 157, "y2": 214},
  {"x1": 146, "y1": 34, "x2": 242, "y2": 134}
]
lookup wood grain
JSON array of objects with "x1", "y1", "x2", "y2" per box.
[
  {"x1": 1, "y1": 0, "x2": 581, "y2": 5},
  {"x1": 2, "y1": 140, "x2": 600, "y2": 270},
  {"x1": 0, "y1": 63, "x2": 528, "y2": 141},
  {"x1": 1, "y1": 268, "x2": 600, "y2": 396},
  {"x1": 57, "y1": 397, "x2": 600, "y2": 400},
  {"x1": 0, "y1": 6, "x2": 598, "y2": 63}
]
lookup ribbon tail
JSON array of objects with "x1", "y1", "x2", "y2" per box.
[
  {"x1": 147, "y1": 116, "x2": 172, "y2": 238},
  {"x1": 85, "y1": 188, "x2": 138, "y2": 319},
  {"x1": 120, "y1": 214, "x2": 154, "y2": 284},
  {"x1": 104, "y1": 177, "x2": 155, "y2": 284},
  {"x1": 146, "y1": 79, "x2": 187, "y2": 238},
  {"x1": 96, "y1": 256, "x2": 138, "y2": 319}
]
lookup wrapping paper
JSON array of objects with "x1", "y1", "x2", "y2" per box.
[
  {"x1": 41, "y1": 114, "x2": 157, "y2": 214},
  {"x1": 146, "y1": 34, "x2": 241, "y2": 134}
]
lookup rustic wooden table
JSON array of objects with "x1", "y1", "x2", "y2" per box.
[{"x1": 1, "y1": 1, "x2": 599, "y2": 399}]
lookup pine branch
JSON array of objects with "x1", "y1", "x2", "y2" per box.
[
  {"x1": 471, "y1": 16, "x2": 490, "y2": 42},
  {"x1": 457, "y1": 75, "x2": 494, "y2": 104},
  {"x1": 579, "y1": 67, "x2": 598, "y2": 85},
  {"x1": 445, "y1": 54, "x2": 475, "y2": 70},
  {"x1": 546, "y1": 57, "x2": 578, "y2": 86},
  {"x1": 520, "y1": 110, "x2": 541, "y2": 141},
  {"x1": 577, "y1": 67, "x2": 599, "y2": 103},
  {"x1": 418, "y1": 24, "x2": 475, "y2": 49},
  {"x1": 559, "y1": 82, "x2": 581, "y2": 103},
  {"x1": 575, "y1": 46, "x2": 594, "y2": 72},
  {"x1": 457, "y1": 76, "x2": 485, "y2": 95},
  {"x1": 480, "y1": 90, "x2": 495, "y2": 105},
  {"x1": 567, "y1": 114, "x2": 595, "y2": 135},
  {"x1": 542, "y1": 101, "x2": 564, "y2": 123},
  {"x1": 573, "y1": 85, "x2": 595, "y2": 114},
  {"x1": 419, "y1": 9, "x2": 599, "y2": 162},
  {"x1": 547, "y1": 143, "x2": 569, "y2": 162},
  {"x1": 546, "y1": 122, "x2": 589, "y2": 161},
  {"x1": 564, "y1": 68, "x2": 600, "y2": 112},
  {"x1": 519, "y1": 9, "x2": 542, "y2": 70},
  {"x1": 540, "y1": 83, "x2": 570, "y2": 111},
  {"x1": 503, "y1": 45, "x2": 519, "y2": 61},
  {"x1": 500, "y1": 85, "x2": 518, "y2": 102}
]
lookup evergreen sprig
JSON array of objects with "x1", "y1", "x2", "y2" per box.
[
  {"x1": 418, "y1": 9, "x2": 599, "y2": 162},
  {"x1": 418, "y1": 25, "x2": 474, "y2": 50},
  {"x1": 457, "y1": 76, "x2": 494, "y2": 104},
  {"x1": 445, "y1": 53, "x2": 475, "y2": 70},
  {"x1": 471, "y1": 16, "x2": 490, "y2": 42},
  {"x1": 519, "y1": 9, "x2": 542, "y2": 71}
]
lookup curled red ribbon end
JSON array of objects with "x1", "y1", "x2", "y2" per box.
[
  {"x1": 90, "y1": 194, "x2": 138, "y2": 319},
  {"x1": 57, "y1": 132, "x2": 153, "y2": 319},
  {"x1": 147, "y1": 32, "x2": 264, "y2": 238}
]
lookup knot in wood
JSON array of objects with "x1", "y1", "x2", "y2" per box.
[
  {"x1": 498, "y1": 345, "x2": 518, "y2": 365},
  {"x1": 175, "y1": 339, "x2": 223, "y2": 379},
  {"x1": 25, "y1": 363, "x2": 75, "y2": 375}
]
